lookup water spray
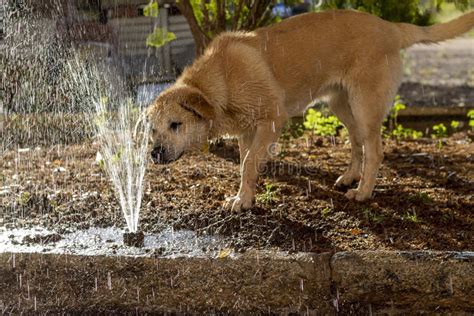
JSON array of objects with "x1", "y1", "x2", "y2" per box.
[{"x1": 94, "y1": 97, "x2": 150, "y2": 248}]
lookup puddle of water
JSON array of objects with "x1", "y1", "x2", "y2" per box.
[{"x1": 0, "y1": 226, "x2": 226, "y2": 258}]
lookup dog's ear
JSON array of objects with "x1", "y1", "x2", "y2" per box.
[{"x1": 180, "y1": 88, "x2": 215, "y2": 121}]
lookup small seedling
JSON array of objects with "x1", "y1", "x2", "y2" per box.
[
  {"x1": 257, "y1": 182, "x2": 278, "y2": 204},
  {"x1": 362, "y1": 208, "x2": 385, "y2": 224},
  {"x1": 279, "y1": 122, "x2": 304, "y2": 157},
  {"x1": 431, "y1": 123, "x2": 447, "y2": 149},
  {"x1": 431, "y1": 123, "x2": 447, "y2": 139},
  {"x1": 387, "y1": 95, "x2": 406, "y2": 130},
  {"x1": 321, "y1": 207, "x2": 331, "y2": 217},
  {"x1": 390, "y1": 124, "x2": 423, "y2": 140},
  {"x1": 404, "y1": 210, "x2": 421, "y2": 223},
  {"x1": 450, "y1": 120, "x2": 460, "y2": 130},
  {"x1": 383, "y1": 96, "x2": 423, "y2": 140}
]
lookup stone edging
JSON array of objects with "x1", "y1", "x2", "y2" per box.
[{"x1": 0, "y1": 250, "x2": 472, "y2": 313}]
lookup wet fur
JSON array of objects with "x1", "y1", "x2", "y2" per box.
[{"x1": 148, "y1": 9, "x2": 474, "y2": 210}]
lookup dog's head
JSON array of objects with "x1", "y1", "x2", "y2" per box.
[{"x1": 147, "y1": 85, "x2": 215, "y2": 164}]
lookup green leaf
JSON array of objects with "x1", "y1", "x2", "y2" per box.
[
  {"x1": 144, "y1": 1, "x2": 159, "y2": 17},
  {"x1": 146, "y1": 28, "x2": 177, "y2": 48},
  {"x1": 303, "y1": 108, "x2": 342, "y2": 136}
]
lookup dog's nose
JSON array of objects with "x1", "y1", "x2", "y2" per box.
[{"x1": 151, "y1": 146, "x2": 166, "y2": 164}]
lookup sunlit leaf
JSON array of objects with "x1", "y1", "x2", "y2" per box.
[
  {"x1": 144, "y1": 1, "x2": 159, "y2": 17},
  {"x1": 146, "y1": 28, "x2": 176, "y2": 48}
]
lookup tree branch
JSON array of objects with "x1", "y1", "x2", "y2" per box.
[
  {"x1": 215, "y1": 0, "x2": 227, "y2": 33},
  {"x1": 177, "y1": 0, "x2": 211, "y2": 55},
  {"x1": 232, "y1": 0, "x2": 245, "y2": 30}
]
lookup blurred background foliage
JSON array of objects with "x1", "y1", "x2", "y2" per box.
[{"x1": 322, "y1": 0, "x2": 471, "y2": 25}]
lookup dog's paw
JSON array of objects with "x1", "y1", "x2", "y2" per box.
[
  {"x1": 224, "y1": 195, "x2": 253, "y2": 212},
  {"x1": 334, "y1": 173, "x2": 361, "y2": 188},
  {"x1": 344, "y1": 189, "x2": 371, "y2": 202}
]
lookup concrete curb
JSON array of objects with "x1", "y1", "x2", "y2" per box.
[
  {"x1": 0, "y1": 251, "x2": 472, "y2": 313},
  {"x1": 330, "y1": 251, "x2": 474, "y2": 313}
]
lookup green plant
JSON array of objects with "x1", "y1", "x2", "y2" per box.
[
  {"x1": 257, "y1": 182, "x2": 278, "y2": 204},
  {"x1": 303, "y1": 109, "x2": 343, "y2": 136},
  {"x1": 384, "y1": 96, "x2": 423, "y2": 140},
  {"x1": 390, "y1": 124, "x2": 423, "y2": 140},
  {"x1": 403, "y1": 210, "x2": 422, "y2": 223},
  {"x1": 321, "y1": 207, "x2": 331, "y2": 217},
  {"x1": 177, "y1": 0, "x2": 303, "y2": 55},
  {"x1": 467, "y1": 110, "x2": 474, "y2": 129},
  {"x1": 390, "y1": 95, "x2": 406, "y2": 127},
  {"x1": 362, "y1": 208, "x2": 386, "y2": 224},
  {"x1": 450, "y1": 120, "x2": 460, "y2": 130},
  {"x1": 432, "y1": 123, "x2": 447, "y2": 139},
  {"x1": 144, "y1": 1, "x2": 176, "y2": 48},
  {"x1": 431, "y1": 123, "x2": 447, "y2": 149},
  {"x1": 285, "y1": 122, "x2": 304, "y2": 139},
  {"x1": 279, "y1": 122, "x2": 304, "y2": 157}
]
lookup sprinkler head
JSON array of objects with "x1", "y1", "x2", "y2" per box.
[{"x1": 123, "y1": 231, "x2": 145, "y2": 248}]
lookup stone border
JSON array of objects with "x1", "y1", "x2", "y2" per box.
[{"x1": 0, "y1": 251, "x2": 472, "y2": 313}]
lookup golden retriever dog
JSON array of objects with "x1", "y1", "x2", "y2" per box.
[{"x1": 147, "y1": 9, "x2": 474, "y2": 211}]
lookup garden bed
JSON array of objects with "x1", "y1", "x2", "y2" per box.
[{"x1": 1, "y1": 132, "x2": 472, "y2": 254}]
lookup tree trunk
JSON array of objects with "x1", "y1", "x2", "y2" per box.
[{"x1": 177, "y1": 0, "x2": 211, "y2": 56}]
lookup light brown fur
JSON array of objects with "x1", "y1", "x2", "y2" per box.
[{"x1": 147, "y1": 9, "x2": 474, "y2": 210}]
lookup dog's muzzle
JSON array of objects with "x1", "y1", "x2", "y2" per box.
[
  {"x1": 151, "y1": 145, "x2": 182, "y2": 164},
  {"x1": 151, "y1": 146, "x2": 168, "y2": 164}
]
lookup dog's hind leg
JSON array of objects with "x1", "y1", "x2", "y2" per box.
[
  {"x1": 344, "y1": 86, "x2": 394, "y2": 201},
  {"x1": 328, "y1": 88, "x2": 363, "y2": 187},
  {"x1": 343, "y1": 55, "x2": 401, "y2": 201},
  {"x1": 342, "y1": 94, "x2": 385, "y2": 201}
]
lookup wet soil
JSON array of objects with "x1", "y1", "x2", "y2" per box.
[{"x1": 1, "y1": 133, "x2": 473, "y2": 253}]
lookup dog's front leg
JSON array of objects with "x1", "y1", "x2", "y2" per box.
[{"x1": 225, "y1": 121, "x2": 283, "y2": 211}]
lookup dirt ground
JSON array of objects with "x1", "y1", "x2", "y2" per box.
[{"x1": 1, "y1": 132, "x2": 473, "y2": 253}]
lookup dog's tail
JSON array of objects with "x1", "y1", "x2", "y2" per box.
[{"x1": 397, "y1": 11, "x2": 474, "y2": 48}]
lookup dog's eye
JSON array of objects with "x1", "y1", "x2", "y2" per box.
[{"x1": 169, "y1": 122, "x2": 182, "y2": 132}]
